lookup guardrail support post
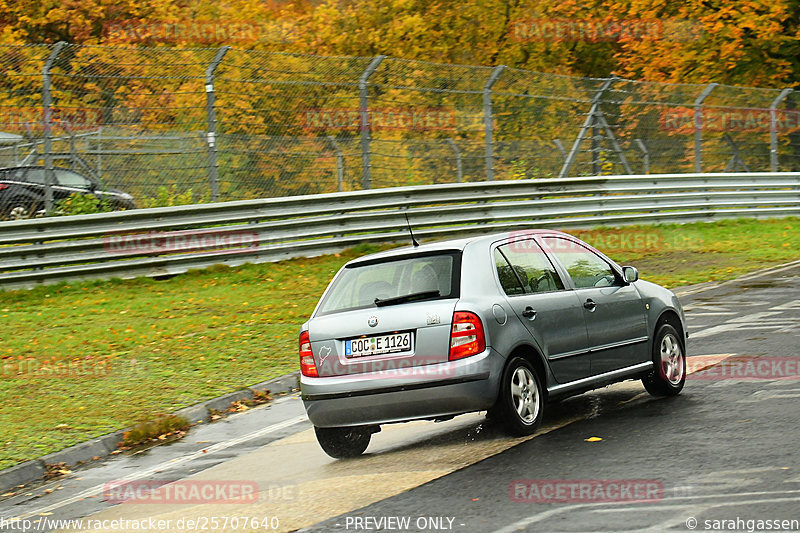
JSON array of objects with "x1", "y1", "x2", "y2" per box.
[
  {"x1": 694, "y1": 83, "x2": 717, "y2": 173},
  {"x1": 42, "y1": 41, "x2": 66, "y2": 216},
  {"x1": 445, "y1": 139, "x2": 463, "y2": 182},
  {"x1": 559, "y1": 77, "x2": 616, "y2": 178},
  {"x1": 326, "y1": 135, "x2": 344, "y2": 191},
  {"x1": 359, "y1": 55, "x2": 386, "y2": 190},
  {"x1": 205, "y1": 46, "x2": 230, "y2": 203},
  {"x1": 770, "y1": 88, "x2": 793, "y2": 172},
  {"x1": 634, "y1": 138, "x2": 649, "y2": 174},
  {"x1": 483, "y1": 65, "x2": 506, "y2": 181}
]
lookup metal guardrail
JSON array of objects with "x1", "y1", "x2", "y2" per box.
[{"x1": 1, "y1": 172, "x2": 799, "y2": 290}]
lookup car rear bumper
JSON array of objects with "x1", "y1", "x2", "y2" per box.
[{"x1": 301, "y1": 348, "x2": 503, "y2": 427}]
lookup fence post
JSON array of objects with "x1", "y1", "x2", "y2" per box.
[
  {"x1": 359, "y1": 55, "x2": 385, "y2": 190},
  {"x1": 445, "y1": 139, "x2": 463, "y2": 182},
  {"x1": 559, "y1": 77, "x2": 616, "y2": 178},
  {"x1": 694, "y1": 83, "x2": 717, "y2": 173},
  {"x1": 205, "y1": 46, "x2": 230, "y2": 203},
  {"x1": 483, "y1": 66, "x2": 506, "y2": 181},
  {"x1": 327, "y1": 135, "x2": 344, "y2": 192},
  {"x1": 96, "y1": 127, "x2": 102, "y2": 178},
  {"x1": 42, "y1": 41, "x2": 66, "y2": 216},
  {"x1": 770, "y1": 88, "x2": 793, "y2": 172}
]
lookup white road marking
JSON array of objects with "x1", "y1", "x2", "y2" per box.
[
  {"x1": 737, "y1": 388, "x2": 800, "y2": 403},
  {"x1": 772, "y1": 299, "x2": 800, "y2": 310},
  {"x1": 690, "y1": 305, "x2": 797, "y2": 339},
  {"x1": 493, "y1": 489, "x2": 800, "y2": 533},
  {"x1": 613, "y1": 495, "x2": 800, "y2": 533},
  {"x1": 10, "y1": 414, "x2": 309, "y2": 521}
]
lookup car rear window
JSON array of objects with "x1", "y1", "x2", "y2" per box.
[{"x1": 315, "y1": 251, "x2": 461, "y2": 316}]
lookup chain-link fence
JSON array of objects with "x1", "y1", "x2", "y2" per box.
[{"x1": 1, "y1": 42, "x2": 799, "y2": 217}]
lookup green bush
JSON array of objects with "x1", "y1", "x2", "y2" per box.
[
  {"x1": 54, "y1": 194, "x2": 114, "y2": 216},
  {"x1": 141, "y1": 185, "x2": 207, "y2": 208}
]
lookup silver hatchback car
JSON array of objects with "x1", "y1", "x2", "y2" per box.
[{"x1": 300, "y1": 230, "x2": 687, "y2": 458}]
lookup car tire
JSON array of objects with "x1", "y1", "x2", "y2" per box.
[
  {"x1": 3, "y1": 197, "x2": 35, "y2": 220},
  {"x1": 492, "y1": 357, "x2": 545, "y2": 436},
  {"x1": 314, "y1": 425, "x2": 372, "y2": 459},
  {"x1": 642, "y1": 323, "x2": 686, "y2": 397}
]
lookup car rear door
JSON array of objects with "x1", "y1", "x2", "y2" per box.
[
  {"x1": 541, "y1": 236, "x2": 649, "y2": 375},
  {"x1": 494, "y1": 237, "x2": 591, "y2": 383}
]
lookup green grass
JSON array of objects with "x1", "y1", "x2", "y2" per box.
[{"x1": 1, "y1": 218, "x2": 799, "y2": 470}]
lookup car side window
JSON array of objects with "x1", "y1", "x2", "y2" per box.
[
  {"x1": 542, "y1": 237, "x2": 618, "y2": 289},
  {"x1": 494, "y1": 239, "x2": 565, "y2": 295},
  {"x1": 25, "y1": 169, "x2": 46, "y2": 184},
  {"x1": 55, "y1": 169, "x2": 92, "y2": 189},
  {"x1": 494, "y1": 249, "x2": 525, "y2": 295},
  {"x1": 2, "y1": 169, "x2": 25, "y2": 181}
]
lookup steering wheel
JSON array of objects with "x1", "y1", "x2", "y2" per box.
[
  {"x1": 593, "y1": 274, "x2": 616, "y2": 287},
  {"x1": 534, "y1": 271, "x2": 554, "y2": 292}
]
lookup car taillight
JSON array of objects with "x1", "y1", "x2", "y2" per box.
[
  {"x1": 449, "y1": 311, "x2": 486, "y2": 361},
  {"x1": 0, "y1": 184, "x2": 8, "y2": 190},
  {"x1": 299, "y1": 330, "x2": 318, "y2": 377}
]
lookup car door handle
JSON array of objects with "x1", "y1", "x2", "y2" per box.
[
  {"x1": 521, "y1": 306, "x2": 536, "y2": 319},
  {"x1": 583, "y1": 298, "x2": 597, "y2": 311}
]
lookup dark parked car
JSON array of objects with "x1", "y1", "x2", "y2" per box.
[
  {"x1": 0, "y1": 166, "x2": 135, "y2": 220},
  {"x1": 300, "y1": 230, "x2": 688, "y2": 458}
]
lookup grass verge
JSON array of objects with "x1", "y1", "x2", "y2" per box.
[{"x1": 1, "y1": 218, "x2": 799, "y2": 470}]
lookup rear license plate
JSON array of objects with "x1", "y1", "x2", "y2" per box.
[{"x1": 345, "y1": 332, "x2": 413, "y2": 358}]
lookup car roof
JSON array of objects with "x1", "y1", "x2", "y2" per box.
[
  {"x1": 345, "y1": 229, "x2": 574, "y2": 266},
  {"x1": 0, "y1": 165, "x2": 71, "y2": 171}
]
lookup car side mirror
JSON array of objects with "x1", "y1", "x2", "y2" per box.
[{"x1": 622, "y1": 266, "x2": 639, "y2": 283}]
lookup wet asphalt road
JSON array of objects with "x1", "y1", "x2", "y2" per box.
[{"x1": 0, "y1": 263, "x2": 798, "y2": 532}]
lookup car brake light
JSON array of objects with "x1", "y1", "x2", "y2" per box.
[
  {"x1": 299, "y1": 330, "x2": 318, "y2": 377},
  {"x1": 449, "y1": 311, "x2": 486, "y2": 361},
  {"x1": 0, "y1": 184, "x2": 8, "y2": 190}
]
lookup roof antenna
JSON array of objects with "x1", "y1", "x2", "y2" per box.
[{"x1": 404, "y1": 213, "x2": 420, "y2": 248}]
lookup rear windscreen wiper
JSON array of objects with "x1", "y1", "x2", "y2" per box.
[{"x1": 374, "y1": 290, "x2": 440, "y2": 307}]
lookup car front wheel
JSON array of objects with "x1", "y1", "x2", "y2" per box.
[
  {"x1": 642, "y1": 323, "x2": 686, "y2": 397},
  {"x1": 492, "y1": 357, "x2": 544, "y2": 436},
  {"x1": 314, "y1": 425, "x2": 373, "y2": 459}
]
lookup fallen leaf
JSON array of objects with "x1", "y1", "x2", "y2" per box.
[{"x1": 585, "y1": 437, "x2": 603, "y2": 442}]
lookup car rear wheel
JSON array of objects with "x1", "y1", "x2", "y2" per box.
[
  {"x1": 642, "y1": 323, "x2": 686, "y2": 397},
  {"x1": 314, "y1": 425, "x2": 373, "y2": 458},
  {"x1": 492, "y1": 357, "x2": 544, "y2": 436},
  {"x1": 3, "y1": 198, "x2": 35, "y2": 220}
]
